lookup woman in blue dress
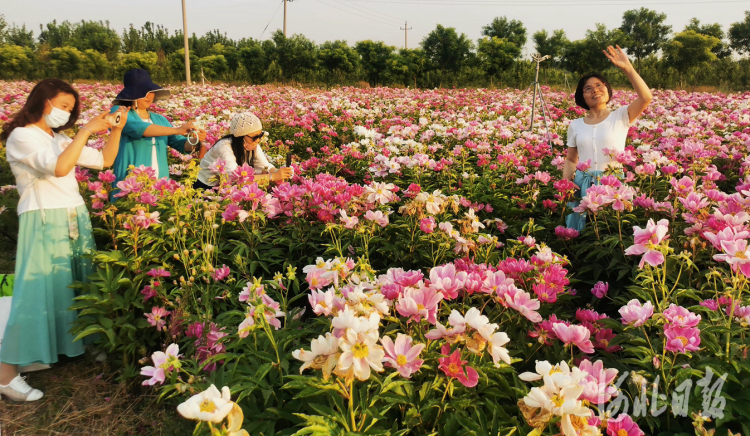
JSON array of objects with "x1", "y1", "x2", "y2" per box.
[{"x1": 109, "y1": 69, "x2": 206, "y2": 186}]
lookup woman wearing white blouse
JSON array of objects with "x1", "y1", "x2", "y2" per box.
[
  {"x1": 194, "y1": 112, "x2": 293, "y2": 189},
  {"x1": 563, "y1": 45, "x2": 652, "y2": 231},
  {"x1": 0, "y1": 79, "x2": 126, "y2": 401}
]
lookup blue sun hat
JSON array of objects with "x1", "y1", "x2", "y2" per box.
[{"x1": 113, "y1": 68, "x2": 170, "y2": 104}]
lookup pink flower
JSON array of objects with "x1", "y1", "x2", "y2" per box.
[
  {"x1": 594, "y1": 329, "x2": 622, "y2": 352},
  {"x1": 481, "y1": 270, "x2": 514, "y2": 295},
  {"x1": 237, "y1": 307, "x2": 256, "y2": 339},
  {"x1": 592, "y1": 281, "x2": 609, "y2": 298},
  {"x1": 429, "y1": 263, "x2": 467, "y2": 300},
  {"x1": 305, "y1": 268, "x2": 332, "y2": 291},
  {"x1": 212, "y1": 265, "x2": 231, "y2": 281},
  {"x1": 503, "y1": 289, "x2": 542, "y2": 323},
  {"x1": 619, "y1": 299, "x2": 654, "y2": 327},
  {"x1": 364, "y1": 210, "x2": 389, "y2": 227},
  {"x1": 700, "y1": 299, "x2": 719, "y2": 311},
  {"x1": 551, "y1": 323, "x2": 595, "y2": 353},
  {"x1": 578, "y1": 359, "x2": 619, "y2": 404},
  {"x1": 395, "y1": 285, "x2": 443, "y2": 325},
  {"x1": 664, "y1": 325, "x2": 701, "y2": 353},
  {"x1": 555, "y1": 226, "x2": 579, "y2": 240},
  {"x1": 419, "y1": 217, "x2": 436, "y2": 233},
  {"x1": 339, "y1": 210, "x2": 359, "y2": 229},
  {"x1": 147, "y1": 268, "x2": 171, "y2": 278},
  {"x1": 381, "y1": 334, "x2": 425, "y2": 379},
  {"x1": 98, "y1": 170, "x2": 116, "y2": 183},
  {"x1": 141, "y1": 285, "x2": 157, "y2": 302},
  {"x1": 576, "y1": 159, "x2": 592, "y2": 172},
  {"x1": 140, "y1": 344, "x2": 180, "y2": 386},
  {"x1": 663, "y1": 304, "x2": 701, "y2": 328},
  {"x1": 713, "y1": 238, "x2": 750, "y2": 278},
  {"x1": 438, "y1": 345, "x2": 478, "y2": 388},
  {"x1": 138, "y1": 192, "x2": 158, "y2": 206},
  {"x1": 624, "y1": 219, "x2": 670, "y2": 268},
  {"x1": 146, "y1": 306, "x2": 171, "y2": 331},
  {"x1": 606, "y1": 413, "x2": 644, "y2": 436}
]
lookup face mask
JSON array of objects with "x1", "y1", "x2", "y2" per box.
[{"x1": 43, "y1": 100, "x2": 71, "y2": 128}]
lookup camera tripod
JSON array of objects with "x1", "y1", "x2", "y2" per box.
[{"x1": 516, "y1": 54, "x2": 554, "y2": 145}]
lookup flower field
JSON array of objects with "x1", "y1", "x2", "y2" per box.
[{"x1": 2, "y1": 81, "x2": 750, "y2": 436}]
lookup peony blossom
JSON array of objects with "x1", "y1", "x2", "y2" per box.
[
  {"x1": 438, "y1": 345, "x2": 478, "y2": 388},
  {"x1": 381, "y1": 334, "x2": 425, "y2": 378},
  {"x1": 141, "y1": 344, "x2": 180, "y2": 386},
  {"x1": 624, "y1": 219, "x2": 670, "y2": 268},
  {"x1": 146, "y1": 306, "x2": 170, "y2": 331},
  {"x1": 551, "y1": 323, "x2": 595, "y2": 354},
  {"x1": 606, "y1": 413, "x2": 644, "y2": 436},
  {"x1": 619, "y1": 299, "x2": 654, "y2": 327},
  {"x1": 663, "y1": 325, "x2": 701, "y2": 353},
  {"x1": 176, "y1": 385, "x2": 234, "y2": 423}
]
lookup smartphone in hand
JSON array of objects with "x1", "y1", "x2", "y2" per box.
[{"x1": 286, "y1": 154, "x2": 292, "y2": 167}]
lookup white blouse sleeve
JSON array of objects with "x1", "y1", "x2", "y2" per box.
[
  {"x1": 76, "y1": 144, "x2": 104, "y2": 170},
  {"x1": 566, "y1": 122, "x2": 577, "y2": 148},
  {"x1": 217, "y1": 140, "x2": 240, "y2": 174},
  {"x1": 253, "y1": 145, "x2": 275, "y2": 173},
  {"x1": 6, "y1": 129, "x2": 58, "y2": 176},
  {"x1": 617, "y1": 105, "x2": 635, "y2": 128}
]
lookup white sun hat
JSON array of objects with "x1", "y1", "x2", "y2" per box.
[{"x1": 229, "y1": 112, "x2": 263, "y2": 137}]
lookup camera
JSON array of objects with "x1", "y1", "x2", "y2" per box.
[{"x1": 106, "y1": 113, "x2": 121, "y2": 126}]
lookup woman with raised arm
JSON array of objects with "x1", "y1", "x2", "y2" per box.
[
  {"x1": 563, "y1": 45, "x2": 652, "y2": 231},
  {"x1": 194, "y1": 112, "x2": 293, "y2": 190},
  {"x1": 0, "y1": 79, "x2": 127, "y2": 401},
  {"x1": 109, "y1": 69, "x2": 206, "y2": 187}
]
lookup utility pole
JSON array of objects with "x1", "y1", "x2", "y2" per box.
[
  {"x1": 400, "y1": 21, "x2": 412, "y2": 49},
  {"x1": 284, "y1": 0, "x2": 287, "y2": 36},
  {"x1": 181, "y1": 0, "x2": 191, "y2": 85}
]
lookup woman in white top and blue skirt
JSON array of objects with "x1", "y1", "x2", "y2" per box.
[
  {"x1": 0, "y1": 79, "x2": 126, "y2": 401},
  {"x1": 563, "y1": 45, "x2": 653, "y2": 231},
  {"x1": 194, "y1": 112, "x2": 293, "y2": 189}
]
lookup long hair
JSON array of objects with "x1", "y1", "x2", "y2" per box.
[
  {"x1": 220, "y1": 134, "x2": 256, "y2": 168},
  {"x1": 1, "y1": 79, "x2": 81, "y2": 142}
]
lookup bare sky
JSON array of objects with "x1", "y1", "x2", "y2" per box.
[{"x1": 4, "y1": 0, "x2": 749, "y2": 56}]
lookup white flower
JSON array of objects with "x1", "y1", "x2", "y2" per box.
[
  {"x1": 463, "y1": 307, "x2": 497, "y2": 340},
  {"x1": 337, "y1": 330, "x2": 385, "y2": 381},
  {"x1": 176, "y1": 384, "x2": 234, "y2": 423},
  {"x1": 488, "y1": 332, "x2": 511, "y2": 366},
  {"x1": 292, "y1": 333, "x2": 340, "y2": 378}
]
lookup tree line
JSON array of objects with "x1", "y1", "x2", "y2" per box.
[{"x1": 3, "y1": 9, "x2": 750, "y2": 90}]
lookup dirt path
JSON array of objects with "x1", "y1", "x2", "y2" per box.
[{"x1": 0, "y1": 355, "x2": 192, "y2": 436}]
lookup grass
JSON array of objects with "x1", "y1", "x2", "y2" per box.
[{"x1": 0, "y1": 354, "x2": 194, "y2": 436}]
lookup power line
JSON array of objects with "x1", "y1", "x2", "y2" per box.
[
  {"x1": 260, "y1": 0, "x2": 285, "y2": 39},
  {"x1": 312, "y1": 0, "x2": 403, "y2": 28},
  {"x1": 348, "y1": 0, "x2": 750, "y2": 5}
]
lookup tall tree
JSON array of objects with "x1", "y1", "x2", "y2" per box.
[
  {"x1": 532, "y1": 29, "x2": 569, "y2": 65},
  {"x1": 385, "y1": 48, "x2": 427, "y2": 88},
  {"x1": 481, "y1": 17, "x2": 526, "y2": 52},
  {"x1": 271, "y1": 30, "x2": 317, "y2": 83},
  {"x1": 619, "y1": 8, "x2": 671, "y2": 72},
  {"x1": 355, "y1": 40, "x2": 394, "y2": 86},
  {"x1": 318, "y1": 40, "x2": 359, "y2": 83},
  {"x1": 562, "y1": 24, "x2": 626, "y2": 74},
  {"x1": 0, "y1": 15, "x2": 8, "y2": 44},
  {"x1": 38, "y1": 20, "x2": 73, "y2": 48},
  {"x1": 420, "y1": 25, "x2": 472, "y2": 74},
  {"x1": 665, "y1": 30, "x2": 720, "y2": 86},
  {"x1": 729, "y1": 11, "x2": 750, "y2": 55},
  {"x1": 69, "y1": 20, "x2": 121, "y2": 60},
  {"x1": 238, "y1": 39, "x2": 269, "y2": 83},
  {"x1": 477, "y1": 37, "x2": 518, "y2": 86},
  {"x1": 6, "y1": 24, "x2": 35, "y2": 48},
  {"x1": 685, "y1": 18, "x2": 731, "y2": 59}
]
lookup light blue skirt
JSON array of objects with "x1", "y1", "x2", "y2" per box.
[
  {"x1": 0, "y1": 205, "x2": 95, "y2": 366},
  {"x1": 565, "y1": 170, "x2": 604, "y2": 231}
]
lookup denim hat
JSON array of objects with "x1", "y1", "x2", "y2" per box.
[{"x1": 113, "y1": 69, "x2": 170, "y2": 104}]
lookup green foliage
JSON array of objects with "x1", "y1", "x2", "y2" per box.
[
  {"x1": 49, "y1": 45, "x2": 83, "y2": 80},
  {"x1": 355, "y1": 40, "x2": 395, "y2": 86},
  {"x1": 0, "y1": 45, "x2": 34, "y2": 79},
  {"x1": 619, "y1": 8, "x2": 672, "y2": 71},
  {"x1": 730, "y1": 11, "x2": 750, "y2": 55},
  {"x1": 665, "y1": 31, "x2": 721, "y2": 78},
  {"x1": 532, "y1": 29, "x2": 569, "y2": 67},
  {"x1": 480, "y1": 16, "x2": 527, "y2": 52}
]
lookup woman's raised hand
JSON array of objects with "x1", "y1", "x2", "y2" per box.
[
  {"x1": 603, "y1": 45, "x2": 633, "y2": 72},
  {"x1": 84, "y1": 110, "x2": 116, "y2": 134},
  {"x1": 178, "y1": 121, "x2": 196, "y2": 135},
  {"x1": 271, "y1": 167, "x2": 294, "y2": 182}
]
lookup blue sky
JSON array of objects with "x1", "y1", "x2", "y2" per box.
[{"x1": 5, "y1": 0, "x2": 749, "y2": 56}]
